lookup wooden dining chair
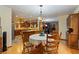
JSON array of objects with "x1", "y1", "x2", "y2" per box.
[
  {"x1": 30, "y1": 42, "x2": 44, "y2": 54},
  {"x1": 43, "y1": 33, "x2": 60, "y2": 54},
  {"x1": 21, "y1": 31, "x2": 34, "y2": 54}
]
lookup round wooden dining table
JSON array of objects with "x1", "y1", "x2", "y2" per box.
[{"x1": 29, "y1": 34, "x2": 55, "y2": 54}]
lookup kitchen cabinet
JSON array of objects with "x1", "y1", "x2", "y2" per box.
[{"x1": 67, "y1": 13, "x2": 79, "y2": 49}]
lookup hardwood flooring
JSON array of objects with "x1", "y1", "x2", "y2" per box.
[
  {"x1": 2, "y1": 36, "x2": 23, "y2": 54},
  {"x1": 58, "y1": 41, "x2": 79, "y2": 54},
  {"x1": 2, "y1": 36, "x2": 79, "y2": 54}
]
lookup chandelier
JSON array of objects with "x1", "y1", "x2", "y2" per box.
[
  {"x1": 39, "y1": 5, "x2": 45, "y2": 22},
  {"x1": 40, "y1": 5, "x2": 43, "y2": 17}
]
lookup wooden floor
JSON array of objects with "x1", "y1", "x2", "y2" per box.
[
  {"x1": 2, "y1": 36, "x2": 79, "y2": 54},
  {"x1": 2, "y1": 36, "x2": 23, "y2": 54}
]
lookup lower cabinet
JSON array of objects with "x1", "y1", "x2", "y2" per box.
[{"x1": 68, "y1": 34, "x2": 78, "y2": 49}]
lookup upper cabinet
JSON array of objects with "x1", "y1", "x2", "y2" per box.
[
  {"x1": 67, "y1": 13, "x2": 79, "y2": 34},
  {"x1": 14, "y1": 17, "x2": 43, "y2": 31}
]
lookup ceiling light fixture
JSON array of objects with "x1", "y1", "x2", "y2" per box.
[
  {"x1": 40, "y1": 5, "x2": 43, "y2": 7},
  {"x1": 39, "y1": 5, "x2": 43, "y2": 17}
]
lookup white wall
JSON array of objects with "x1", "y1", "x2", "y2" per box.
[
  {"x1": 58, "y1": 15, "x2": 68, "y2": 39},
  {"x1": 57, "y1": 6, "x2": 79, "y2": 39},
  {"x1": 74, "y1": 6, "x2": 79, "y2": 13},
  {"x1": 0, "y1": 6, "x2": 12, "y2": 47}
]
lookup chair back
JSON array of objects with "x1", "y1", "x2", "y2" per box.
[
  {"x1": 48, "y1": 33, "x2": 59, "y2": 41},
  {"x1": 45, "y1": 33, "x2": 60, "y2": 54},
  {"x1": 21, "y1": 30, "x2": 37, "y2": 44},
  {"x1": 30, "y1": 43, "x2": 44, "y2": 54},
  {"x1": 21, "y1": 31, "x2": 30, "y2": 46}
]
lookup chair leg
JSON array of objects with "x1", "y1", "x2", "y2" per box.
[
  {"x1": 22, "y1": 47, "x2": 29, "y2": 54},
  {"x1": 27, "y1": 48, "x2": 30, "y2": 53},
  {"x1": 22, "y1": 49, "x2": 25, "y2": 54}
]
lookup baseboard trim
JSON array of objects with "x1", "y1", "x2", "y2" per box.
[{"x1": 7, "y1": 46, "x2": 12, "y2": 48}]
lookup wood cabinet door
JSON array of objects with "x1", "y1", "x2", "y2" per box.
[
  {"x1": 68, "y1": 34, "x2": 78, "y2": 48},
  {"x1": 67, "y1": 13, "x2": 79, "y2": 49},
  {"x1": 70, "y1": 14, "x2": 79, "y2": 34}
]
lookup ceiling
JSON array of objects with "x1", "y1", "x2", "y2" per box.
[{"x1": 5, "y1": 5, "x2": 78, "y2": 21}]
